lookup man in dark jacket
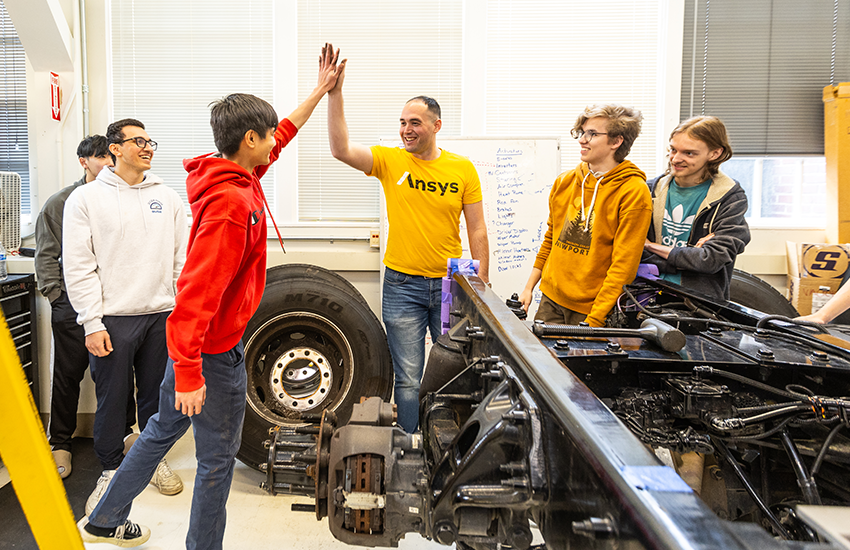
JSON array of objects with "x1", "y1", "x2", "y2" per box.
[
  {"x1": 643, "y1": 116, "x2": 750, "y2": 301},
  {"x1": 35, "y1": 135, "x2": 136, "y2": 479}
]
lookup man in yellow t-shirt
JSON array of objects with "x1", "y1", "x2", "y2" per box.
[{"x1": 327, "y1": 64, "x2": 489, "y2": 433}]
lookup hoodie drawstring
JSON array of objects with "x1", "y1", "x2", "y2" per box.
[
  {"x1": 256, "y1": 182, "x2": 286, "y2": 254},
  {"x1": 580, "y1": 170, "x2": 604, "y2": 231},
  {"x1": 116, "y1": 184, "x2": 124, "y2": 239}
]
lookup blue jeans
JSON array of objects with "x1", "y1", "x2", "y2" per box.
[
  {"x1": 382, "y1": 267, "x2": 442, "y2": 433},
  {"x1": 88, "y1": 342, "x2": 247, "y2": 550}
]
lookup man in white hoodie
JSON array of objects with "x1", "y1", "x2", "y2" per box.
[{"x1": 63, "y1": 118, "x2": 187, "y2": 514}]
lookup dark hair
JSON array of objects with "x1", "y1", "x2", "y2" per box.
[
  {"x1": 668, "y1": 116, "x2": 733, "y2": 177},
  {"x1": 106, "y1": 118, "x2": 145, "y2": 162},
  {"x1": 76, "y1": 134, "x2": 109, "y2": 159},
  {"x1": 209, "y1": 94, "x2": 278, "y2": 157},
  {"x1": 572, "y1": 104, "x2": 643, "y2": 163},
  {"x1": 406, "y1": 96, "x2": 441, "y2": 121}
]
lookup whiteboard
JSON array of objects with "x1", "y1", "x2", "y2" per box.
[{"x1": 379, "y1": 137, "x2": 561, "y2": 319}]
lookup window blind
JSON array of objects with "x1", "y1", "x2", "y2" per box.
[
  {"x1": 680, "y1": 0, "x2": 850, "y2": 155},
  {"x1": 484, "y1": 1, "x2": 662, "y2": 178},
  {"x1": 296, "y1": 0, "x2": 463, "y2": 222},
  {"x1": 110, "y1": 0, "x2": 275, "y2": 207},
  {"x1": 0, "y1": 1, "x2": 29, "y2": 214}
]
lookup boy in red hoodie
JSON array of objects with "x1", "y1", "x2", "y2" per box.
[{"x1": 79, "y1": 44, "x2": 345, "y2": 549}]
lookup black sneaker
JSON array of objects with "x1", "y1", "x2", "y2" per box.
[{"x1": 78, "y1": 516, "x2": 151, "y2": 547}]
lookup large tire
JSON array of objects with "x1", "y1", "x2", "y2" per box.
[
  {"x1": 236, "y1": 264, "x2": 393, "y2": 470},
  {"x1": 729, "y1": 269, "x2": 799, "y2": 317}
]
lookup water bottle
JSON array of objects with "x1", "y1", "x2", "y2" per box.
[{"x1": 0, "y1": 241, "x2": 7, "y2": 281}]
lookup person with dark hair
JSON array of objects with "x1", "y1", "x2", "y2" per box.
[
  {"x1": 36, "y1": 135, "x2": 140, "y2": 479},
  {"x1": 642, "y1": 115, "x2": 750, "y2": 300},
  {"x1": 327, "y1": 64, "x2": 490, "y2": 434},
  {"x1": 63, "y1": 118, "x2": 188, "y2": 516},
  {"x1": 519, "y1": 104, "x2": 651, "y2": 326},
  {"x1": 79, "y1": 44, "x2": 343, "y2": 548}
]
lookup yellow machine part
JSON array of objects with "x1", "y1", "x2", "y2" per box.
[{"x1": 0, "y1": 312, "x2": 83, "y2": 549}]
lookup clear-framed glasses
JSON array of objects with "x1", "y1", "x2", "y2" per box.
[
  {"x1": 117, "y1": 137, "x2": 158, "y2": 151},
  {"x1": 570, "y1": 129, "x2": 608, "y2": 143}
]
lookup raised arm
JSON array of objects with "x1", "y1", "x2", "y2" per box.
[
  {"x1": 463, "y1": 201, "x2": 490, "y2": 284},
  {"x1": 327, "y1": 59, "x2": 374, "y2": 173},
  {"x1": 287, "y1": 43, "x2": 344, "y2": 130}
]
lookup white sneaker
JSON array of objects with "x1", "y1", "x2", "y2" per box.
[
  {"x1": 78, "y1": 516, "x2": 151, "y2": 548},
  {"x1": 150, "y1": 458, "x2": 183, "y2": 495},
  {"x1": 86, "y1": 469, "x2": 117, "y2": 517}
]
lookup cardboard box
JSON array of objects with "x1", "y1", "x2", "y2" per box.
[
  {"x1": 786, "y1": 242, "x2": 850, "y2": 315},
  {"x1": 787, "y1": 276, "x2": 843, "y2": 316}
]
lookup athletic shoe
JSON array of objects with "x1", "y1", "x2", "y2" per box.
[
  {"x1": 123, "y1": 433, "x2": 139, "y2": 456},
  {"x1": 78, "y1": 516, "x2": 151, "y2": 547},
  {"x1": 52, "y1": 449, "x2": 72, "y2": 479},
  {"x1": 150, "y1": 458, "x2": 183, "y2": 495},
  {"x1": 85, "y1": 469, "x2": 117, "y2": 517}
]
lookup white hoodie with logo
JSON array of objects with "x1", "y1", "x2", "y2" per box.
[{"x1": 63, "y1": 166, "x2": 188, "y2": 335}]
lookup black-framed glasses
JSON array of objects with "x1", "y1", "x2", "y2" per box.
[
  {"x1": 570, "y1": 129, "x2": 608, "y2": 143},
  {"x1": 117, "y1": 137, "x2": 158, "y2": 151}
]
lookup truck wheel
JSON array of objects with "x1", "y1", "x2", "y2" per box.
[
  {"x1": 730, "y1": 269, "x2": 799, "y2": 317},
  {"x1": 236, "y1": 264, "x2": 392, "y2": 470}
]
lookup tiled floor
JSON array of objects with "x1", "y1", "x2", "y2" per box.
[{"x1": 1, "y1": 430, "x2": 444, "y2": 549}]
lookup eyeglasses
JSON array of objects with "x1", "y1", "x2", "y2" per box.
[
  {"x1": 117, "y1": 137, "x2": 158, "y2": 151},
  {"x1": 571, "y1": 129, "x2": 608, "y2": 143}
]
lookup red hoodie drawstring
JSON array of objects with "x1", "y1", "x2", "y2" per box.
[{"x1": 257, "y1": 184, "x2": 286, "y2": 254}]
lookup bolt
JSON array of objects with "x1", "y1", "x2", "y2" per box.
[
  {"x1": 811, "y1": 350, "x2": 829, "y2": 362},
  {"x1": 708, "y1": 465, "x2": 723, "y2": 481},
  {"x1": 554, "y1": 339, "x2": 570, "y2": 350},
  {"x1": 434, "y1": 522, "x2": 456, "y2": 545},
  {"x1": 757, "y1": 348, "x2": 774, "y2": 359},
  {"x1": 607, "y1": 341, "x2": 622, "y2": 353},
  {"x1": 259, "y1": 463, "x2": 268, "y2": 472}
]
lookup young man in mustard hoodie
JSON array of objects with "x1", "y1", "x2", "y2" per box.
[{"x1": 520, "y1": 104, "x2": 652, "y2": 326}]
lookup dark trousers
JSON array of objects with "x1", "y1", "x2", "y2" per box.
[
  {"x1": 47, "y1": 291, "x2": 135, "y2": 451},
  {"x1": 90, "y1": 312, "x2": 169, "y2": 470}
]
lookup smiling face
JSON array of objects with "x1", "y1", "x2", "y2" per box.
[
  {"x1": 254, "y1": 128, "x2": 277, "y2": 166},
  {"x1": 577, "y1": 117, "x2": 622, "y2": 172},
  {"x1": 399, "y1": 100, "x2": 441, "y2": 159},
  {"x1": 110, "y1": 126, "x2": 154, "y2": 174},
  {"x1": 668, "y1": 132, "x2": 723, "y2": 186}
]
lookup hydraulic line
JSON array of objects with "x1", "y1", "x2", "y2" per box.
[
  {"x1": 811, "y1": 423, "x2": 846, "y2": 477},
  {"x1": 712, "y1": 437, "x2": 791, "y2": 540},
  {"x1": 779, "y1": 431, "x2": 822, "y2": 505}
]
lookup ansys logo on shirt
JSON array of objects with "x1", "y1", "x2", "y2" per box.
[
  {"x1": 661, "y1": 204, "x2": 694, "y2": 248},
  {"x1": 148, "y1": 199, "x2": 163, "y2": 213},
  {"x1": 399, "y1": 173, "x2": 459, "y2": 196}
]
